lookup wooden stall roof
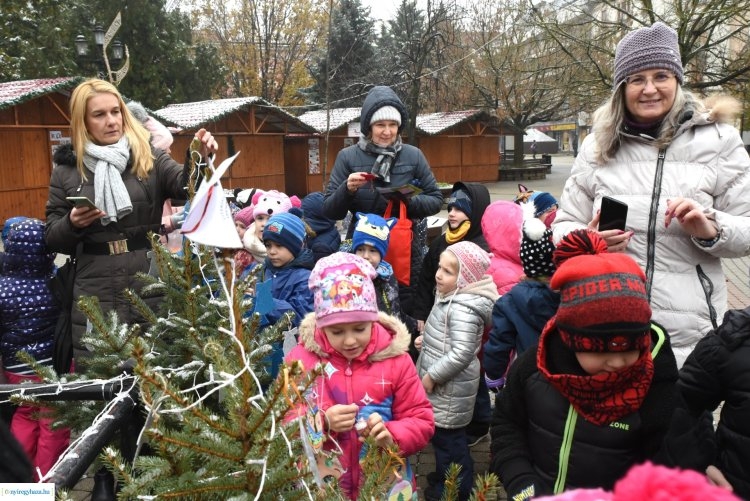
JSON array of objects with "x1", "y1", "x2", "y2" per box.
[
  {"x1": 298, "y1": 107, "x2": 524, "y2": 136},
  {"x1": 0, "y1": 76, "x2": 82, "y2": 112},
  {"x1": 297, "y1": 107, "x2": 360, "y2": 133},
  {"x1": 154, "y1": 97, "x2": 316, "y2": 134},
  {"x1": 416, "y1": 110, "x2": 524, "y2": 136}
]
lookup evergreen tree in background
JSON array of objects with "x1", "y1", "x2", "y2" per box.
[{"x1": 303, "y1": 0, "x2": 378, "y2": 108}]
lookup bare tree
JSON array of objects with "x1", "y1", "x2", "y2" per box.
[
  {"x1": 186, "y1": 0, "x2": 327, "y2": 104},
  {"x1": 529, "y1": 0, "x2": 750, "y2": 93},
  {"x1": 461, "y1": 0, "x2": 592, "y2": 131}
]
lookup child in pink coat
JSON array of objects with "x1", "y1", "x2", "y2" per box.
[{"x1": 286, "y1": 252, "x2": 434, "y2": 500}]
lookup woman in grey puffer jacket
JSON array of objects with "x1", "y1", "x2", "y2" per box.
[{"x1": 415, "y1": 241, "x2": 498, "y2": 501}]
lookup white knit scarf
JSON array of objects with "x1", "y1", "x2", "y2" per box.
[{"x1": 83, "y1": 137, "x2": 133, "y2": 225}]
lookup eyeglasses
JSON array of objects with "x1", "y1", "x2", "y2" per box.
[{"x1": 625, "y1": 71, "x2": 675, "y2": 89}]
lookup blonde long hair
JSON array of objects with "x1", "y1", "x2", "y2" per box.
[
  {"x1": 69, "y1": 78, "x2": 153, "y2": 180},
  {"x1": 591, "y1": 84, "x2": 705, "y2": 164}
]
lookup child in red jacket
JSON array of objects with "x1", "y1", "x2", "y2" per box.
[{"x1": 285, "y1": 252, "x2": 434, "y2": 500}]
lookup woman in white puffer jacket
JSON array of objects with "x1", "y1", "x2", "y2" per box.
[{"x1": 552, "y1": 22, "x2": 750, "y2": 367}]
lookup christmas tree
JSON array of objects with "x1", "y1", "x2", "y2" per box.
[{"x1": 21, "y1": 142, "x2": 498, "y2": 500}]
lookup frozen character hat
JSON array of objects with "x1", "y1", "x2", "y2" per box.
[
  {"x1": 262, "y1": 212, "x2": 306, "y2": 258},
  {"x1": 529, "y1": 191, "x2": 558, "y2": 218},
  {"x1": 445, "y1": 241, "x2": 491, "y2": 289},
  {"x1": 253, "y1": 190, "x2": 293, "y2": 219},
  {"x1": 513, "y1": 183, "x2": 535, "y2": 204},
  {"x1": 370, "y1": 105, "x2": 402, "y2": 125},
  {"x1": 234, "y1": 206, "x2": 255, "y2": 227},
  {"x1": 550, "y1": 230, "x2": 651, "y2": 353},
  {"x1": 613, "y1": 22, "x2": 683, "y2": 88},
  {"x1": 309, "y1": 252, "x2": 379, "y2": 328},
  {"x1": 446, "y1": 187, "x2": 473, "y2": 218},
  {"x1": 520, "y1": 201, "x2": 556, "y2": 278},
  {"x1": 351, "y1": 212, "x2": 397, "y2": 259}
]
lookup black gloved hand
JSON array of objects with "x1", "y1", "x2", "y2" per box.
[
  {"x1": 659, "y1": 408, "x2": 717, "y2": 471},
  {"x1": 505, "y1": 474, "x2": 542, "y2": 501}
]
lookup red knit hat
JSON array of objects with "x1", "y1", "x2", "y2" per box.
[{"x1": 551, "y1": 230, "x2": 651, "y2": 352}]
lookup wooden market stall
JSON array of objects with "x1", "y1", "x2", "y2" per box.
[
  {"x1": 0, "y1": 77, "x2": 82, "y2": 221},
  {"x1": 155, "y1": 97, "x2": 318, "y2": 198}
]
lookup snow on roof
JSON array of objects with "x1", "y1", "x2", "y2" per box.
[
  {"x1": 0, "y1": 77, "x2": 82, "y2": 110},
  {"x1": 415, "y1": 110, "x2": 485, "y2": 135},
  {"x1": 524, "y1": 128, "x2": 557, "y2": 142},
  {"x1": 154, "y1": 96, "x2": 314, "y2": 133},
  {"x1": 298, "y1": 108, "x2": 361, "y2": 132}
]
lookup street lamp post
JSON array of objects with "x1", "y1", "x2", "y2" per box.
[{"x1": 75, "y1": 25, "x2": 123, "y2": 81}]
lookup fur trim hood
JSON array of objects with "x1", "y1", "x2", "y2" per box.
[
  {"x1": 297, "y1": 310, "x2": 410, "y2": 362},
  {"x1": 53, "y1": 142, "x2": 77, "y2": 167}
]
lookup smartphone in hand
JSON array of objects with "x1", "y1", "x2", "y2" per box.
[
  {"x1": 599, "y1": 196, "x2": 628, "y2": 231},
  {"x1": 66, "y1": 196, "x2": 99, "y2": 210}
]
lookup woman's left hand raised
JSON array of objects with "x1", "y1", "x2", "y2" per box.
[
  {"x1": 194, "y1": 128, "x2": 219, "y2": 158},
  {"x1": 665, "y1": 197, "x2": 717, "y2": 240}
]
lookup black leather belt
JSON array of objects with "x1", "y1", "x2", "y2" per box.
[{"x1": 82, "y1": 236, "x2": 150, "y2": 255}]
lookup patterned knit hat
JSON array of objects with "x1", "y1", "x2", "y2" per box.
[
  {"x1": 445, "y1": 241, "x2": 491, "y2": 289},
  {"x1": 614, "y1": 22, "x2": 683, "y2": 88},
  {"x1": 370, "y1": 105, "x2": 402, "y2": 125},
  {"x1": 351, "y1": 212, "x2": 396, "y2": 258},
  {"x1": 253, "y1": 190, "x2": 293, "y2": 219},
  {"x1": 309, "y1": 252, "x2": 379, "y2": 328},
  {"x1": 234, "y1": 206, "x2": 255, "y2": 227},
  {"x1": 446, "y1": 187, "x2": 473, "y2": 218},
  {"x1": 529, "y1": 192, "x2": 558, "y2": 217},
  {"x1": 520, "y1": 202, "x2": 556, "y2": 278},
  {"x1": 551, "y1": 231, "x2": 652, "y2": 352},
  {"x1": 262, "y1": 212, "x2": 306, "y2": 258}
]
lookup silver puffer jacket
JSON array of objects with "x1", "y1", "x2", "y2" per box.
[
  {"x1": 553, "y1": 98, "x2": 750, "y2": 367},
  {"x1": 417, "y1": 276, "x2": 498, "y2": 428}
]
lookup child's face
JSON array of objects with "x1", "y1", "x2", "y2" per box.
[
  {"x1": 355, "y1": 244, "x2": 381, "y2": 269},
  {"x1": 265, "y1": 240, "x2": 294, "y2": 267},
  {"x1": 447, "y1": 206, "x2": 469, "y2": 230},
  {"x1": 435, "y1": 251, "x2": 459, "y2": 295},
  {"x1": 323, "y1": 321, "x2": 373, "y2": 361},
  {"x1": 575, "y1": 350, "x2": 640, "y2": 375},
  {"x1": 254, "y1": 214, "x2": 270, "y2": 238},
  {"x1": 235, "y1": 220, "x2": 247, "y2": 240}
]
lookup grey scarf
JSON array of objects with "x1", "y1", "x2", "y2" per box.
[
  {"x1": 83, "y1": 137, "x2": 133, "y2": 225},
  {"x1": 358, "y1": 135, "x2": 402, "y2": 183}
]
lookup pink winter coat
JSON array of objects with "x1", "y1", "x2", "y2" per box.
[
  {"x1": 482, "y1": 200, "x2": 523, "y2": 294},
  {"x1": 286, "y1": 311, "x2": 434, "y2": 499}
]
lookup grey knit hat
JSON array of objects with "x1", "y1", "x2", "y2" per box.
[{"x1": 613, "y1": 22, "x2": 683, "y2": 88}]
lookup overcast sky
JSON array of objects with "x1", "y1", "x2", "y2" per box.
[{"x1": 361, "y1": 0, "x2": 401, "y2": 21}]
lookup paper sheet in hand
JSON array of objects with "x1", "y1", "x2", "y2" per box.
[
  {"x1": 181, "y1": 152, "x2": 242, "y2": 248},
  {"x1": 376, "y1": 183, "x2": 423, "y2": 199},
  {"x1": 254, "y1": 279, "x2": 274, "y2": 316}
]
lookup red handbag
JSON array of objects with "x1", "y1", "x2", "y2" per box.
[{"x1": 383, "y1": 200, "x2": 412, "y2": 286}]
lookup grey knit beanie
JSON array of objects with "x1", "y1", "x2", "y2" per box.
[{"x1": 613, "y1": 22, "x2": 683, "y2": 88}]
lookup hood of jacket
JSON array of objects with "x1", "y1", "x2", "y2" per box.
[
  {"x1": 53, "y1": 142, "x2": 77, "y2": 167},
  {"x1": 297, "y1": 310, "x2": 410, "y2": 363},
  {"x1": 2, "y1": 219, "x2": 55, "y2": 278},
  {"x1": 482, "y1": 200, "x2": 523, "y2": 261},
  {"x1": 301, "y1": 191, "x2": 337, "y2": 233},
  {"x1": 450, "y1": 181, "x2": 491, "y2": 241},
  {"x1": 359, "y1": 86, "x2": 409, "y2": 137},
  {"x1": 438, "y1": 275, "x2": 499, "y2": 305},
  {"x1": 715, "y1": 307, "x2": 750, "y2": 350}
]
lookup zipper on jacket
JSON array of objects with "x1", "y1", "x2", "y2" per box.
[
  {"x1": 696, "y1": 265, "x2": 719, "y2": 330},
  {"x1": 554, "y1": 405, "x2": 578, "y2": 493},
  {"x1": 344, "y1": 361, "x2": 359, "y2": 491},
  {"x1": 645, "y1": 149, "x2": 667, "y2": 300}
]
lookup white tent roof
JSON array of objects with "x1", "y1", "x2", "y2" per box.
[{"x1": 523, "y1": 128, "x2": 557, "y2": 143}]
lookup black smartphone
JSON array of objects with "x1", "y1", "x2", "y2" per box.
[
  {"x1": 66, "y1": 196, "x2": 98, "y2": 210},
  {"x1": 599, "y1": 196, "x2": 628, "y2": 231}
]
